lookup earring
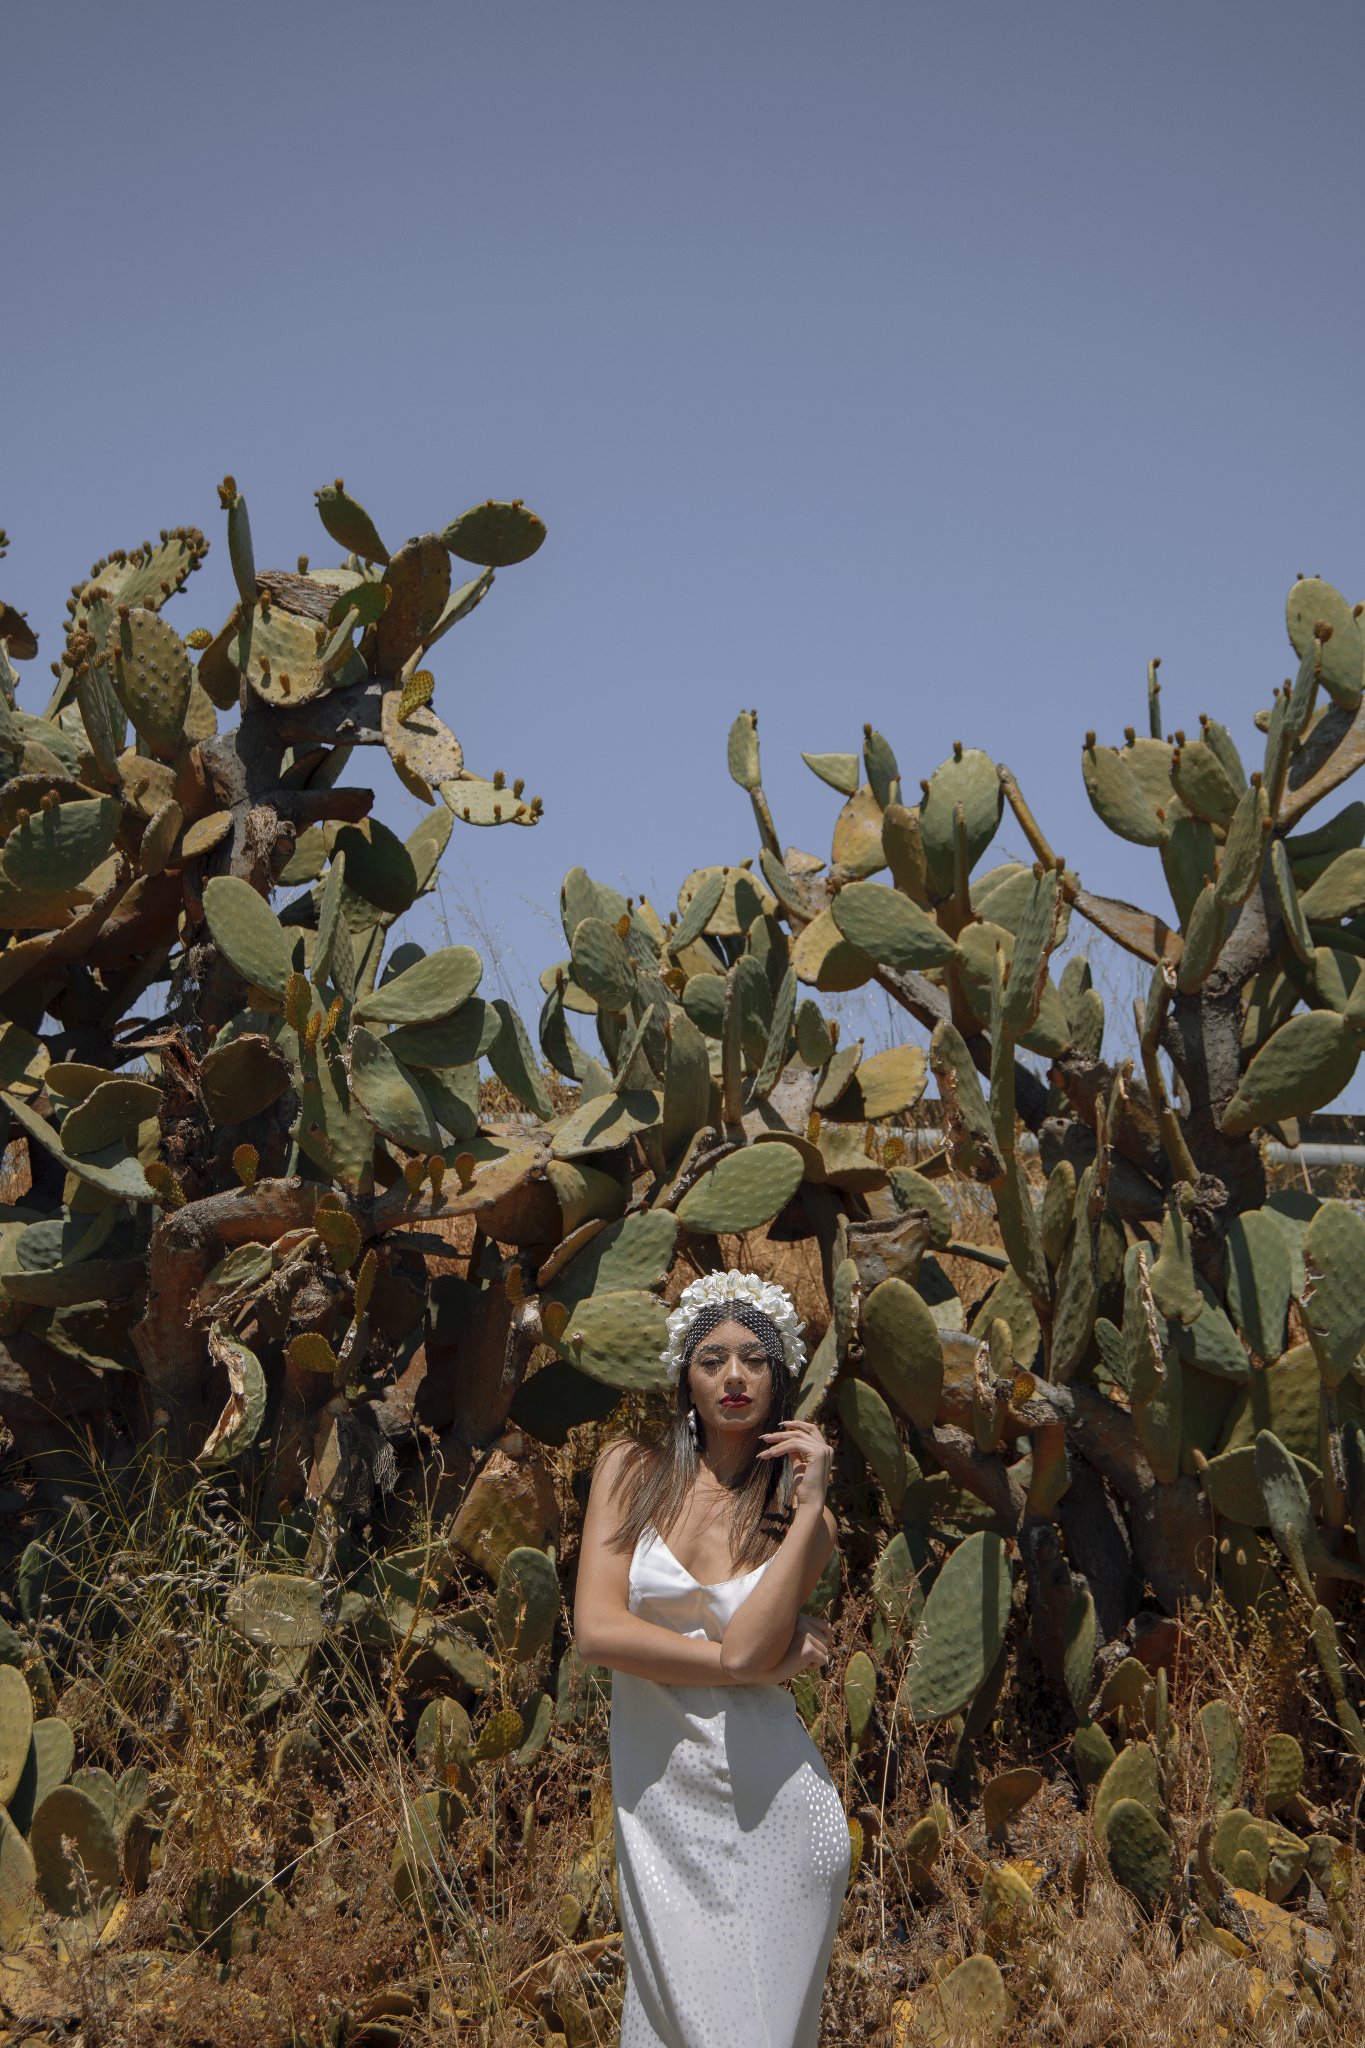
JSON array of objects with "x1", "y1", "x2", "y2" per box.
[{"x1": 687, "y1": 1406, "x2": 699, "y2": 1444}]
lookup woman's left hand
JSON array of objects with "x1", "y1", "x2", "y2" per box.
[{"x1": 756, "y1": 1419, "x2": 832, "y2": 1507}]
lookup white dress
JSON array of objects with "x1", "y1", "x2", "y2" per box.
[{"x1": 609, "y1": 1523, "x2": 851, "y2": 2048}]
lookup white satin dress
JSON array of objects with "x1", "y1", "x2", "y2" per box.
[{"x1": 608, "y1": 1523, "x2": 851, "y2": 2048}]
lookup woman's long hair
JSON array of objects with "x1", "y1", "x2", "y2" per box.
[{"x1": 601, "y1": 1303, "x2": 800, "y2": 1574}]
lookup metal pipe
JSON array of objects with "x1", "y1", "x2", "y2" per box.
[{"x1": 894, "y1": 1127, "x2": 1365, "y2": 1171}]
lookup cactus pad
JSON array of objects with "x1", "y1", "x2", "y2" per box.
[
  {"x1": 871, "y1": 1531, "x2": 924, "y2": 1641},
  {"x1": 552, "y1": 1289, "x2": 671, "y2": 1390},
  {"x1": 1073, "y1": 1722, "x2": 1116, "y2": 1789},
  {"x1": 1286, "y1": 574, "x2": 1364, "y2": 708},
  {"x1": 225, "y1": 1574, "x2": 327, "y2": 1649},
  {"x1": 1262, "y1": 1733, "x2": 1304, "y2": 1811},
  {"x1": 7, "y1": 1716, "x2": 74, "y2": 1835},
  {"x1": 1093, "y1": 1741, "x2": 1161, "y2": 1849},
  {"x1": 391, "y1": 1789, "x2": 459, "y2": 1907},
  {"x1": 198, "y1": 1035, "x2": 290, "y2": 1125},
  {"x1": 908, "y1": 1531, "x2": 1012, "y2": 1720},
  {"x1": 1104, "y1": 1796, "x2": 1172, "y2": 1912},
  {"x1": 1300, "y1": 846, "x2": 1365, "y2": 921},
  {"x1": 1225, "y1": 1210, "x2": 1293, "y2": 1365},
  {"x1": 1082, "y1": 739, "x2": 1166, "y2": 847},
  {"x1": 202, "y1": 876, "x2": 296, "y2": 997},
  {"x1": 829, "y1": 880, "x2": 956, "y2": 972},
  {"x1": 887, "y1": 1166, "x2": 952, "y2": 1249},
  {"x1": 675, "y1": 1140, "x2": 804, "y2": 1233},
  {"x1": 59, "y1": 1077, "x2": 161, "y2": 1156},
  {"x1": 922, "y1": 1955, "x2": 1011, "y2": 2041},
  {"x1": 349, "y1": 1030, "x2": 440, "y2": 1152},
  {"x1": 381, "y1": 689, "x2": 464, "y2": 802},
  {"x1": 415, "y1": 1696, "x2": 472, "y2": 1770},
  {"x1": 843, "y1": 1649, "x2": 877, "y2": 1745},
  {"x1": 861, "y1": 1278, "x2": 943, "y2": 1430},
  {"x1": 0, "y1": 1809, "x2": 35, "y2": 1946},
  {"x1": 1300, "y1": 1198, "x2": 1365, "y2": 1383},
  {"x1": 792, "y1": 909, "x2": 877, "y2": 991},
  {"x1": 107, "y1": 607, "x2": 191, "y2": 756},
  {"x1": 333, "y1": 820, "x2": 419, "y2": 915},
  {"x1": 1219, "y1": 1007, "x2": 1358, "y2": 1138},
  {"x1": 919, "y1": 746, "x2": 1004, "y2": 897},
  {"x1": 439, "y1": 772, "x2": 542, "y2": 830},
  {"x1": 198, "y1": 1326, "x2": 268, "y2": 1468},
  {"x1": 1196, "y1": 1699, "x2": 1243, "y2": 1809},
  {"x1": 1172, "y1": 739, "x2": 1239, "y2": 826},
  {"x1": 442, "y1": 501, "x2": 546, "y2": 567},
  {"x1": 982, "y1": 1767, "x2": 1043, "y2": 1837},
  {"x1": 511, "y1": 1356, "x2": 620, "y2": 1445},
  {"x1": 30, "y1": 1784, "x2": 121, "y2": 1917},
  {"x1": 374, "y1": 536, "x2": 451, "y2": 676},
  {"x1": 570, "y1": 916, "x2": 635, "y2": 1011},
  {"x1": 495, "y1": 1547, "x2": 560, "y2": 1664},
  {"x1": 929, "y1": 1022, "x2": 1004, "y2": 1182},
  {"x1": 0, "y1": 1665, "x2": 33, "y2": 1806},
  {"x1": 386, "y1": 998, "x2": 499, "y2": 1071},
  {"x1": 546, "y1": 1211, "x2": 678, "y2": 1314},
  {"x1": 314, "y1": 480, "x2": 390, "y2": 563},
  {"x1": 1, "y1": 796, "x2": 120, "y2": 896},
  {"x1": 353, "y1": 945, "x2": 482, "y2": 1027},
  {"x1": 837, "y1": 1378, "x2": 907, "y2": 1504},
  {"x1": 551, "y1": 1086, "x2": 661, "y2": 1158}
]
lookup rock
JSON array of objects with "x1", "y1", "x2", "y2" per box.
[{"x1": 446, "y1": 1432, "x2": 559, "y2": 1580}]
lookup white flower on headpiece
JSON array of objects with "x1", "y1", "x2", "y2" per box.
[{"x1": 660, "y1": 1270, "x2": 807, "y2": 1385}]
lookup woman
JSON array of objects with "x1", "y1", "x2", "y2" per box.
[{"x1": 573, "y1": 1270, "x2": 851, "y2": 2048}]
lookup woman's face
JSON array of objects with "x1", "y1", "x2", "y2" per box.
[{"x1": 685, "y1": 1318, "x2": 774, "y2": 1435}]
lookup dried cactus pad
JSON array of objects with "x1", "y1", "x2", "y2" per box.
[
  {"x1": 225, "y1": 1574, "x2": 327, "y2": 1649},
  {"x1": 381, "y1": 689, "x2": 464, "y2": 803},
  {"x1": 234, "y1": 595, "x2": 338, "y2": 707}
]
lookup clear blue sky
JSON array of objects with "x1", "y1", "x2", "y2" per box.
[{"x1": 7, "y1": 2, "x2": 1365, "y2": 1087}]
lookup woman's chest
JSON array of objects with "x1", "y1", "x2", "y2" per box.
[{"x1": 654, "y1": 1498, "x2": 744, "y2": 1582}]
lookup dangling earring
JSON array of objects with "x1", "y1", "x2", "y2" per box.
[{"x1": 687, "y1": 1406, "x2": 699, "y2": 1445}]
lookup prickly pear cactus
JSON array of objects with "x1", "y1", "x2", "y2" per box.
[{"x1": 8, "y1": 491, "x2": 1365, "y2": 2012}]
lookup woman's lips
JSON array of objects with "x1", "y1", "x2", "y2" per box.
[{"x1": 720, "y1": 1397, "x2": 751, "y2": 1409}]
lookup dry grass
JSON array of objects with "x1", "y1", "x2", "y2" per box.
[
  {"x1": 7, "y1": 1153, "x2": 1365, "y2": 2044},
  {"x1": 6, "y1": 1433, "x2": 1358, "y2": 2048}
]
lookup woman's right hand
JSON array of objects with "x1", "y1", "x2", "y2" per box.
[{"x1": 759, "y1": 1613, "x2": 834, "y2": 1684}]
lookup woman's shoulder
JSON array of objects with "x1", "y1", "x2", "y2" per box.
[{"x1": 592, "y1": 1433, "x2": 648, "y2": 1492}]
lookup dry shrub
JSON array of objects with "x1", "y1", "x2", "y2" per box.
[{"x1": 13, "y1": 1217, "x2": 1365, "y2": 2046}]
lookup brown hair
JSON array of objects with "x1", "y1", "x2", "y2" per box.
[{"x1": 600, "y1": 1307, "x2": 799, "y2": 1575}]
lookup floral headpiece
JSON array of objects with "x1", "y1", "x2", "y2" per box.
[{"x1": 660, "y1": 1270, "x2": 807, "y2": 1386}]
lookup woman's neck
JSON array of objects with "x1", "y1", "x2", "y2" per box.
[{"x1": 696, "y1": 1449, "x2": 750, "y2": 1489}]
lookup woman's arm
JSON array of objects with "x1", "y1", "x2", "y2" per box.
[
  {"x1": 572, "y1": 1439, "x2": 770, "y2": 1687},
  {"x1": 718, "y1": 1495, "x2": 837, "y2": 1678}
]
